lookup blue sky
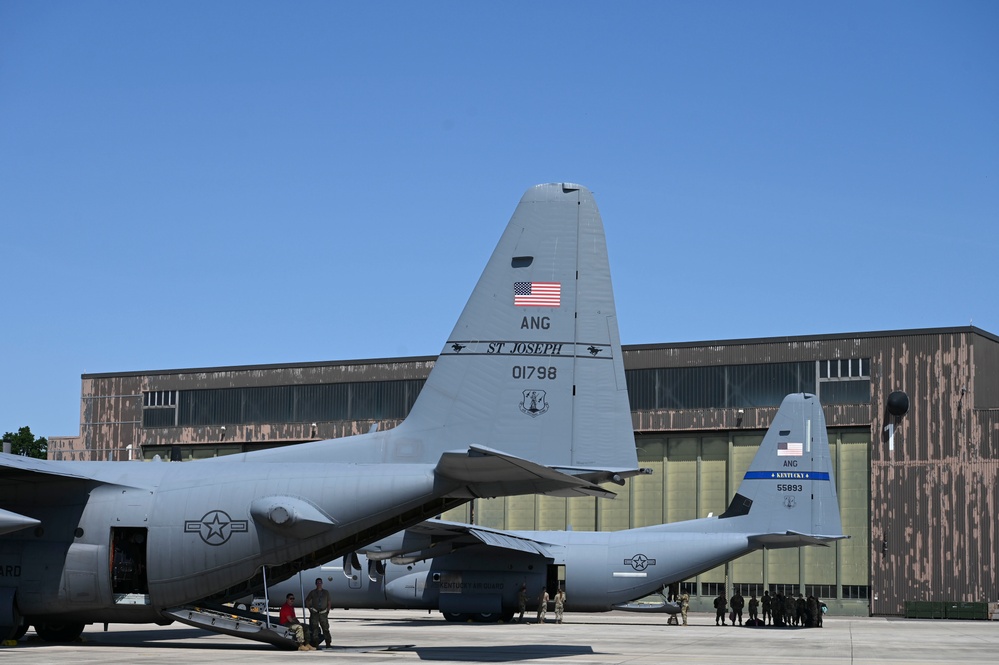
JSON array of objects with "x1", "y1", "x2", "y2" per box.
[{"x1": 2, "y1": 1, "x2": 997, "y2": 439}]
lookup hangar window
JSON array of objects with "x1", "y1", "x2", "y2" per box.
[
  {"x1": 700, "y1": 582, "x2": 725, "y2": 597},
  {"x1": 625, "y1": 362, "x2": 815, "y2": 410},
  {"x1": 818, "y1": 358, "x2": 870, "y2": 379},
  {"x1": 143, "y1": 390, "x2": 177, "y2": 407},
  {"x1": 141, "y1": 379, "x2": 426, "y2": 428},
  {"x1": 842, "y1": 585, "x2": 870, "y2": 600},
  {"x1": 769, "y1": 583, "x2": 801, "y2": 597},
  {"x1": 817, "y1": 358, "x2": 871, "y2": 405},
  {"x1": 142, "y1": 391, "x2": 178, "y2": 428},
  {"x1": 805, "y1": 584, "x2": 836, "y2": 599},
  {"x1": 626, "y1": 359, "x2": 873, "y2": 410}
]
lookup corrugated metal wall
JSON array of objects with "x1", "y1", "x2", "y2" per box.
[
  {"x1": 59, "y1": 327, "x2": 999, "y2": 615},
  {"x1": 869, "y1": 330, "x2": 999, "y2": 615}
]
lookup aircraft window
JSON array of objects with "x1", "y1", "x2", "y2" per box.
[{"x1": 511, "y1": 256, "x2": 533, "y2": 268}]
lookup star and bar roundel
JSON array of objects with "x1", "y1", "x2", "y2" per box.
[{"x1": 184, "y1": 510, "x2": 249, "y2": 546}]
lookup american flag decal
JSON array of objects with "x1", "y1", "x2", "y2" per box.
[
  {"x1": 514, "y1": 281, "x2": 561, "y2": 307},
  {"x1": 777, "y1": 442, "x2": 803, "y2": 457}
]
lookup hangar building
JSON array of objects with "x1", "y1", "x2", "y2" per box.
[{"x1": 49, "y1": 326, "x2": 999, "y2": 617}]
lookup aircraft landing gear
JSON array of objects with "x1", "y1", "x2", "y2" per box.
[
  {"x1": 34, "y1": 621, "x2": 85, "y2": 642},
  {"x1": 473, "y1": 612, "x2": 502, "y2": 623},
  {"x1": 11, "y1": 619, "x2": 29, "y2": 640},
  {"x1": 0, "y1": 588, "x2": 21, "y2": 642},
  {"x1": 441, "y1": 611, "x2": 510, "y2": 624}
]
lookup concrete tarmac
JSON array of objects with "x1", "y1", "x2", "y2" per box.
[{"x1": 3, "y1": 610, "x2": 997, "y2": 664}]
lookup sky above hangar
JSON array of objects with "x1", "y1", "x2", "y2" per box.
[{"x1": 2, "y1": 1, "x2": 997, "y2": 439}]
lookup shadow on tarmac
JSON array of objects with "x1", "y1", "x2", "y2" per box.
[{"x1": 399, "y1": 644, "x2": 597, "y2": 661}]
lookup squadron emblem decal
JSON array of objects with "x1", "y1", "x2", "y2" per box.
[
  {"x1": 624, "y1": 554, "x2": 656, "y2": 571},
  {"x1": 520, "y1": 390, "x2": 549, "y2": 417},
  {"x1": 184, "y1": 510, "x2": 249, "y2": 546},
  {"x1": 783, "y1": 495, "x2": 797, "y2": 509}
]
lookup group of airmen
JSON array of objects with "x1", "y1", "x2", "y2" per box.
[
  {"x1": 516, "y1": 584, "x2": 567, "y2": 624},
  {"x1": 280, "y1": 580, "x2": 826, "y2": 649},
  {"x1": 762, "y1": 590, "x2": 825, "y2": 627},
  {"x1": 711, "y1": 589, "x2": 825, "y2": 628}
]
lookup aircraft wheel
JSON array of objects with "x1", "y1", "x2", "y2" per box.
[
  {"x1": 0, "y1": 605, "x2": 24, "y2": 642},
  {"x1": 34, "y1": 621, "x2": 85, "y2": 642},
  {"x1": 441, "y1": 612, "x2": 470, "y2": 623},
  {"x1": 473, "y1": 612, "x2": 502, "y2": 623},
  {"x1": 12, "y1": 618, "x2": 29, "y2": 640}
]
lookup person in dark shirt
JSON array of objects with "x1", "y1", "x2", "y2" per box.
[
  {"x1": 730, "y1": 590, "x2": 745, "y2": 626},
  {"x1": 714, "y1": 593, "x2": 728, "y2": 626}
]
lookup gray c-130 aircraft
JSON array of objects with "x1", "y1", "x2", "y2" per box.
[
  {"x1": 268, "y1": 393, "x2": 846, "y2": 623},
  {"x1": 0, "y1": 183, "x2": 646, "y2": 644}
]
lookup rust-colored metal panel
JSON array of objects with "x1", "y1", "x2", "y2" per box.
[
  {"x1": 870, "y1": 329, "x2": 999, "y2": 615},
  {"x1": 972, "y1": 330, "x2": 999, "y2": 409},
  {"x1": 871, "y1": 461, "x2": 999, "y2": 615},
  {"x1": 979, "y1": 410, "x2": 999, "y2": 459}
]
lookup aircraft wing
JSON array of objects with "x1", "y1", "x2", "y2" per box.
[
  {"x1": 409, "y1": 519, "x2": 555, "y2": 556},
  {"x1": 465, "y1": 525, "x2": 552, "y2": 556},
  {"x1": 0, "y1": 453, "x2": 98, "y2": 483},
  {"x1": 0, "y1": 452, "x2": 148, "y2": 488},
  {"x1": 436, "y1": 445, "x2": 646, "y2": 499},
  {"x1": 364, "y1": 519, "x2": 556, "y2": 564}
]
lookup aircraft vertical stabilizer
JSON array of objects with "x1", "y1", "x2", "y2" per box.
[
  {"x1": 379, "y1": 183, "x2": 636, "y2": 470},
  {"x1": 722, "y1": 393, "x2": 845, "y2": 543},
  {"x1": 236, "y1": 183, "x2": 641, "y2": 493}
]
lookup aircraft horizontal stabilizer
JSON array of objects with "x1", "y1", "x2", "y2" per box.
[
  {"x1": 549, "y1": 465, "x2": 653, "y2": 486},
  {"x1": 0, "y1": 507, "x2": 40, "y2": 536},
  {"x1": 749, "y1": 531, "x2": 851, "y2": 549},
  {"x1": 436, "y1": 446, "x2": 621, "y2": 499}
]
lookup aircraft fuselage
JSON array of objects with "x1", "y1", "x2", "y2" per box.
[
  {"x1": 1, "y1": 460, "x2": 447, "y2": 623},
  {"x1": 270, "y1": 524, "x2": 754, "y2": 618}
]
